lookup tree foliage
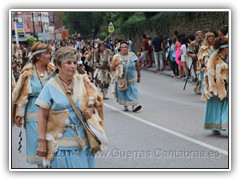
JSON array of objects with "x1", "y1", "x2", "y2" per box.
[{"x1": 58, "y1": 11, "x2": 228, "y2": 40}]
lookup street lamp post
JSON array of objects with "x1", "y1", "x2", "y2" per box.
[
  {"x1": 13, "y1": 12, "x2": 19, "y2": 46},
  {"x1": 31, "y1": 12, "x2": 36, "y2": 38},
  {"x1": 38, "y1": 12, "x2": 43, "y2": 33}
]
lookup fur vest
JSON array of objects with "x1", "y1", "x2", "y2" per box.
[
  {"x1": 94, "y1": 49, "x2": 112, "y2": 67},
  {"x1": 201, "y1": 54, "x2": 228, "y2": 101},
  {"x1": 42, "y1": 74, "x2": 104, "y2": 166},
  {"x1": 12, "y1": 62, "x2": 55, "y2": 125}
]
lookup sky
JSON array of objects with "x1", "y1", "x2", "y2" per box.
[{"x1": 2, "y1": 0, "x2": 239, "y2": 178}]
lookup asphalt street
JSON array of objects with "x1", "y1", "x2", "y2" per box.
[{"x1": 11, "y1": 69, "x2": 229, "y2": 169}]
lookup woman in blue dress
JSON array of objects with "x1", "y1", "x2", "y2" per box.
[
  {"x1": 12, "y1": 42, "x2": 55, "y2": 168},
  {"x1": 202, "y1": 37, "x2": 229, "y2": 135},
  {"x1": 111, "y1": 41, "x2": 142, "y2": 112},
  {"x1": 35, "y1": 46, "x2": 104, "y2": 168}
]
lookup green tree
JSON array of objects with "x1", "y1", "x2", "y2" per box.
[{"x1": 26, "y1": 36, "x2": 37, "y2": 48}]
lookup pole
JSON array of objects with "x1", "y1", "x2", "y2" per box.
[
  {"x1": 183, "y1": 61, "x2": 193, "y2": 90},
  {"x1": 39, "y1": 12, "x2": 43, "y2": 33},
  {"x1": 14, "y1": 20, "x2": 19, "y2": 46},
  {"x1": 32, "y1": 12, "x2": 36, "y2": 38}
]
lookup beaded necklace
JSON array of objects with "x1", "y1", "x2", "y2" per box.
[{"x1": 59, "y1": 75, "x2": 74, "y2": 94}]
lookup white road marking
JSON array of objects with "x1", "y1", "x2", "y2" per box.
[{"x1": 104, "y1": 103, "x2": 228, "y2": 156}]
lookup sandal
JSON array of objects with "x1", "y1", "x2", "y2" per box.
[
  {"x1": 212, "y1": 130, "x2": 221, "y2": 135},
  {"x1": 123, "y1": 106, "x2": 129, "y2": 111},
  {"x1": 132, "y1": 105, "x2": 142, "y2": 112}
]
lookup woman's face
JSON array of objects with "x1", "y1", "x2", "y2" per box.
[
  {"x1": 37, "y1": 51, "x2": 51, "y2": 66},
  {"x1": 120, "y1": 45, "x2": 128, "y2": 55},
  {"x1": 58, "y1": 58, "x2": 77, "y2": 77},
  {"x1": 207, "y1": 36, "x2": 215, "y2": 44}
]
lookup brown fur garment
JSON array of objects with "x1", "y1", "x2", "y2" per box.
[
  {"x1": 201, "y1": 54, "x2": 228, "y2": 101},
  {"x1": 12, "y1": 63, "x2": 55, "y2": 125},
  {"x1": 45, "y1": 109, "x2": 70, "y2": 162},
  {"x1": 110, "y1": 55, "x2": 123, "y2": 81}
]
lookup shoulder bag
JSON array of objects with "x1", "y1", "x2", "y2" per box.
[{"x1": 55, "y1": 75, "x2": 102, "y2": 154}]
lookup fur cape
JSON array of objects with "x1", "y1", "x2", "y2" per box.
[
  {"x1": 110, "y1": 54, "x2": 123, "y2": 82},
  {"x1": 42, "y1": 74, "x2": 105, "y2": 166},
  {"x1": 201, "y1": 54, "x2": 228, "y2": 101},
  {"x1": 12, "y1": 62, "x2": 55, "y2": 125}
]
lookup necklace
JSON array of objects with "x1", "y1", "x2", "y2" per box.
[
  {"x1": 59, "y1": 76, "x2": 72, "y2": 85},
  {"x1": 59, "y1": 75, "x2": 74, "y2": 94},
  {"x1": 34, "y1": 65, "x2": 44, "y2": 88}
]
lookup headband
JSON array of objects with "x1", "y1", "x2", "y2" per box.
[
  {"x1": 195, "y1": 31, "x2": 203, "y2": 36},
  {"x1": 57, "y1": 54, "x2": 78, "y2": 63},
  {"x1": 120, "y1": 43, "x2": 128, "y2": 47},
  {"x1": 29, "y1": 49, "x2": 46, "y2": 60},
  {"x1": 219, "y1": 44, "x2": 228, "y2": 49}
]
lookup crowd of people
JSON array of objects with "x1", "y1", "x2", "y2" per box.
[{"x1": 11, "y1": 24, "x2": 229, "y2": 168}]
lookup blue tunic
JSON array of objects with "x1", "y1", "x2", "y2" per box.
[
  {"x1": 25, "y1": 73, "x2": 53, "y2": 165},
  {"x1": 35, "y1": 76, "x2": 95, "y2": 168},
  {"x1": 114, "y1": 52, "x2": 140, "y2": 106}
]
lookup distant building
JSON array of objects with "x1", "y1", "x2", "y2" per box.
[{"x1": 11, "y1": 11, "x2": 65, "y2": 43}]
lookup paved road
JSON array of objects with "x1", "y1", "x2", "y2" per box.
[{"x1": 11, "y1": 69, "x2": 229, "y2": 169}]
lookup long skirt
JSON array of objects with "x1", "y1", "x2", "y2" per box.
[
  {"x1": 49, "y1": 147, "x2": 95, "y2": 168},
  {"x1": 204, "y1": 96, "x2": 228, "y2": 131},
  {"x1": 115, "y1": 81, "x2": 139, "y2": 106}
]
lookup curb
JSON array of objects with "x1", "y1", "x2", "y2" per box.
[{"x1": 142, "y1": 67, "x2": 196, "y2": 85}]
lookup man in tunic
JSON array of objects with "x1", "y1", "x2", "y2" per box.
[
  {"x1": 187, "y1": 30, "x2": 203, "y2": 94},
  {"x1": 94, "y1": 41, "x2": 113, "y2": 99}
]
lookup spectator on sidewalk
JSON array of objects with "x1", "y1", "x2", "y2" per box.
[
  {"x1": 128, "y1": 38, "x2": 133, "y2": 52},
  {"x1": 152, "y1": 32, "x2": 164, "y2": 71},
  {"x1": 141, "y1": 34, "x2": 149, "y2": 68},
  {"x1": 179, "y1": 35, "x2": 189, "y2": 79},
  {"x1": 175, "y1": 34, "x2": 184, "y2": 77},
  {"x1": 148, "y1": 36, "x2": 153, "y2": 67},
  {"x1": 169, "y1": 38, "x2": 178, "y2": 76}
]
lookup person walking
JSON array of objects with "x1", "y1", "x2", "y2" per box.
[
  {"x1": 202, "y1": 37, "x2": 229, "y2": 135},
  {"x1": 197, "y1": 32, "x2": 215, "y2": 94},
  {"x1": 35, "y1": 46, "x2": 104, "y2": 168},
  {"x1": 12, "y1": 41, "x2": 55, "y2": 168},
  {"x1": 94, "y1": 41, "x2": 113, "y2": 99},
  {"x1": 111, "y1": 41, "x2": 142, "y2": 112},
  {"x1": 187, "y1": 30, "x2": 203, "y2": 94}
]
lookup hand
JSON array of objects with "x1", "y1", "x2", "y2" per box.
[
  {"x1": 82, "y1": 107, "x2": 94, "y2": 120},
  {"x1": 202, "y1": 67, "x2": 207, "y2": 72},
  {"x1": 114, "y1": 61, "x2": 122, "y2": 67},
  {"x1": 36, "y1": 139, "x2": 48, "y2": 157},
  {"x1": 137, "y1": 77, "x2": 141, "y2": 83},
  {"x1": 99, "y1": 118, "x2": 104, "y2": 127},
  {"x1": 15, "y1": 116, "x2": 23, "y2": 127}
]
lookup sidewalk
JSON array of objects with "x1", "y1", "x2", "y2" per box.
[{"x1": 142, "y1": 65, "x2": 196, "y2": 85}]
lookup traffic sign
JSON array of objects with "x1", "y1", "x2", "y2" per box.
[{"x1": 108, "y1": 25, "x2": 114, "y2": 33}]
